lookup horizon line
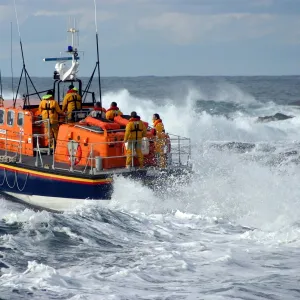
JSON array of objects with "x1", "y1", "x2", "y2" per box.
[{"x1": 0, "y1": 74, "x2": 300, "y2": 78}]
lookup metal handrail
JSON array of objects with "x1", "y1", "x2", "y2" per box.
[
  {"x1": 0, "y1": 122, "x2": 191, "y2": 173},
  {"x1": 52, "y1": 135, "x2": 191, "y2": 172}
]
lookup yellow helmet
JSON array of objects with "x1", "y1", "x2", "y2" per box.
[{"x1": 42, "y1": 94, "x2": 52, "y2": 100}]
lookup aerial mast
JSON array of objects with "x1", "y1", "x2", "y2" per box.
[{"x1": 93, "y1": 0, "x2": 103, "y2": 108}]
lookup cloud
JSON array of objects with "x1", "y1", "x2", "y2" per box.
[
  {"x1": 251, "y1": 0, "x2": 274, "y2": 7},
  {"x1": 139, "y1": 12, "x2": 275, "y2": 45},
  {"x1": 0, "y1": 4, "x2": 27, "y2": 24},
  {"x1": 1, "y1": 0, "x2": 300, "y2": 76},
  {"x1": 34, "y1": 9, "x2": 116, "y2": 30}
]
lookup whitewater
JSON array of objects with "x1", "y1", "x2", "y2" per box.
[{"x1": 1, "y1": 76, "x2": 300, "y2": 299}]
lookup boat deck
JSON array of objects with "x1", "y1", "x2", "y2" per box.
[
  {"x1": 0, "y1": 149, "x2": 136, "y2": 178},
  {"x1": 0, "y1": 148, "x2": 192, "y2": 181}
]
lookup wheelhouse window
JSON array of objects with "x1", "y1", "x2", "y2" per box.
[
  {"x1": 17, "y1": 112, "x2": 24, "y2": 127},
  {"x1": 7, "y1": 110, "x2": 14, "y2": 126},
  {"x1": 0, "y1": 109, "x2": 5, "y2": 125}
]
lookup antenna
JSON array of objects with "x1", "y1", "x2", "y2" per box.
[
  {"x1": 43, "y1": 17, "x2": 81, "y2": 84},
  {"x1": 67, "y1": 19, "x2": 79, "y2": 50},
  {"x1": 13, "y1": 0, "x2": 40, "y2": 108},
  {"x1": 10, "y1": 22, "x2": 14, "y2": 100},
  {"x1": 80, "y1": 0, "x2": 103, "y2": 106},
  {"x1": 93, "y1": 0, "x2": 102, "y2": 107}
]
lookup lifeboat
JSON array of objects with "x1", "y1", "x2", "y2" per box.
[{"x1": 0, "y1": 17, "x2": 193, "y2": 213}]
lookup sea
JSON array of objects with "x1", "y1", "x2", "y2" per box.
[{"x1": 1, "y1": 75, "x2": 300, "y2": 300}]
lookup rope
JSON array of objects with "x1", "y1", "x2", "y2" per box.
[
  {"x1": 93, "y1": 0, "x2": 98, "y2": 33},
  {"x1": 15, "y1": 171, "x2": 28, "y2": 192},
  {"x1": 4, "y1": 169, "x2": 16, "y2": 189},
  {"x1": 0, "y1": 170, "x2": 6, "y2": 187},
  {"x1": 0, "y1": 168, "x2": 29, "y2": 191},
  {"x1": 13, "y1": 0, "x2": 21, "y2": 38}
]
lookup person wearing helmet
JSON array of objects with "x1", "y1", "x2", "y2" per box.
[
  {"x1": 62, "y1": 85, "x2": 82, "y2": 122},
  {"x1": 66, "y1": 84, "x2": 74, "y2": 94},
  {"x1": 39, "y1": 90, "x2": 64, "y2": 147}
]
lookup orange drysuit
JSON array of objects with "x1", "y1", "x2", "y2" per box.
[{"x1": 124, "y1": 118, "x2": 147, "y2": 168}]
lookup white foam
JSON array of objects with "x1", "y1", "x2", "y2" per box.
[
  {"x1": 214, "y1": 81, "x2": 258, "y2": 104},
  {"x1": 2, "y1": 208, "x2": 51, "y2": 228},
  {"x1": 100, "y1": 87, "x2": 300, "y2": 241}
]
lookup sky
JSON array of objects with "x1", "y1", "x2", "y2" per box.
[{"x1": 1, "y1": 0, "x2": 300, "y2": 76}]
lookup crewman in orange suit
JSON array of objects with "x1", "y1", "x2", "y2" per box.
[
  {"x1": 105, "y1": 101, "x2": 123, "y2": 120},
  {"x1": 62, "y1": 85, "x2": 82, "y2": 122},
  {"x1": 152, "y1": 113, "x2": 166, "y2": 168},
  {"x1": 39, "y1": 90, "x2": 64, "y2": 147},
  {"x1": 124, "y1": 111, "x2": 147, "y2": 169},
  {"x1": 0, "y1": 96, "x2": 4, "y2": 107}
]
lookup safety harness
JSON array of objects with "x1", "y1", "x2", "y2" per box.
[
  {"x1": 130, "y1": 118, "x2": 143, "y2": 142},
  {"x1": 67, "y1": 93, "x2": 81, "y2": 121},
  {"x1": 41, "y1": 99, "x2": 55, "y2": 119},
  {"x1": 67, "y1": 94, "x2": 82, "y2": 110}
]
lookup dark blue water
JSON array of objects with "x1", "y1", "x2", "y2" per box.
[{"x1": 2, "y1": 75, "x2": 300, "y2": 104}]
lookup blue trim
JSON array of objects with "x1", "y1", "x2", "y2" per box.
[
  {"x1": 0, "y1": 168, "x2": 113, "y2": 200},
  {"x1": 43, "y1": 57, "x2": 80, "y2": 62}
]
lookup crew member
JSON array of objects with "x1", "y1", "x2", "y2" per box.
[
  {"x1": 66, "y1": 84, "x2": 75, "y2": 94},
  {"x1": 39, "y1": 90, "x2": 64, "y2": 147},
  {"x1": 124, "y1": 111, "x2": 147, "y2": 169},
  {"x1": 62, "y1": 86, "x2": 82, "y2": 122},
  {"x1": 89, "y1": 102, "x2": 106, "y2": 119},
  {"x1": 152, "y1": 113, "x2": 166, "y2": 168},
  {"x1": 105, "y1": 101, "x2": 123, "y2": 120},
  {"x1": 0, "y1": 96, "x2": 4, "y2": 107}
]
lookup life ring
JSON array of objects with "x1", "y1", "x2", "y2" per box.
[{"x1": 66, "y1": 143, "x2": 82, "y2": 166}]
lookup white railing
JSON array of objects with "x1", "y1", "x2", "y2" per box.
[
  {"x1": 167, "y1": 133, "x2": 191, "y2": 167},
  {"x1": 0, "y1": 128, "x2": 26, "y2": 163}
]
